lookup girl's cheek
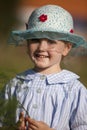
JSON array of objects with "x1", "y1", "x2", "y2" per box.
[{"x1": 49, "y1": 48, "x2": 64, "y2": 54}]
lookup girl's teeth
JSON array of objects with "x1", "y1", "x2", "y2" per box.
[
  {"x1": 39, "y1": 55, "x2": 46, "y2": 58},
  {"x1": 35, "y1": 54, "x2": 48, "y2": 58}
]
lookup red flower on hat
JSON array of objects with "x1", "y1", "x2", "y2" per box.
[
  {"x1": 39, "y1": 14, "x2": 47, "y2": 22},
  {"x1": 70, "y1": 29, "x2": 74, "y2": 33}
]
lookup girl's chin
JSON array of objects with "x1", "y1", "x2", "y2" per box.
[
  {"x1": 33, "y1": 60, "x2": 49, "y2": 67},
  {"x1": 34, "y1": 62, "x2": 50, "y2": 70},
  {"x1": 35, "y1": 64, "x2": 48, "y2": 69}
]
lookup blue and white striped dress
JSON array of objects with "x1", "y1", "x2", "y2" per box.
[{"x1": 5, "y1": 69, "x2": 87, "y2": 130}]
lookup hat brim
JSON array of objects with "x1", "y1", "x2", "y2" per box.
[{"x1": 9, "y1": 29, "x2": 86, "y2": 48}]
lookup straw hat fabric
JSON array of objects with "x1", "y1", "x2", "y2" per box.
[{"x1": 9, "y1": 5, "x2": 86, "y2": 48}]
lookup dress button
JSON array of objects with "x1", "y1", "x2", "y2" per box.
[
  {"x1": 36, "y1": 88, "x2": 42, "y2": 93},
  {"x1": 40, "y1": 75, "x2": 46, "y2": 80},
  {"x1": 32, "y1": 104, "x2": 38, "y2": 109}
]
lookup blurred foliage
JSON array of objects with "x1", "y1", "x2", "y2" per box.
[
  {"x1": 0, "y1": 88, "x2": 18, "y2": 129},
  {"x1": 0, "y1": 98, "x2": 18, "y2": 126},
  {"x1": 0, "y1": 87, "x2": 26, "y2": 130},
  {"x1": 0, "y1": 0, "x2": 21, "y2": 37}
]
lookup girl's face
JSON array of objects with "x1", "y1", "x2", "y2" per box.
[{"x1": 27, "y1": 39, "x2": 72, "y2": 74}]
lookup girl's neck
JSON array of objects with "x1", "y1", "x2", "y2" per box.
[{"x1": 33, "y1": 65, "x2": 62, "y2": 75}]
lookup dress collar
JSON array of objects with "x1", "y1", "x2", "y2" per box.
[
  {"x1": 46, "y1": 69, "x2": 79, "y2": 84},
  {"x1": 16, "y1": 69, "x2": 79, "y2": 84}
]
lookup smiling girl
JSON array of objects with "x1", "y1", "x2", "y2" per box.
[{"x1": 5, "y1": 5, "x2": 87, "y2": 130}]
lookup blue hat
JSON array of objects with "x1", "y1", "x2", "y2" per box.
[{"x1": 9, "y1": 5, "x2": 87, "y2": 48}]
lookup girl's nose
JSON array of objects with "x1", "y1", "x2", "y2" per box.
[{"x1": 38, "y1": 40, "x2": 48, "y2": 51}]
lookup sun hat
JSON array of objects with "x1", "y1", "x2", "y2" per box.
[{"x1": 9, "y1": 4, "x2": 87, "y2": 48}]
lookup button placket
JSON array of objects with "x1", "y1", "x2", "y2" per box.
[
  {"x1": 31, "y1": 75, "x2": 46, "y2": 118},
  {"x1": 36, "y1": 75, "x2": 46, "y2": 94}
]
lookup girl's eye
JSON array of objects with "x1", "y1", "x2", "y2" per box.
[
  {"x1": 48, "y1": 40, "x2": 57, "y2": 44},
  {"x1": 29, "y1": 39, "x2": 40, "y2": 43}
]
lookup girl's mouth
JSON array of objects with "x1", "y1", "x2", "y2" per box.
[{"x1": 35, "y1": 53, "x2": 49, "y2": 58}]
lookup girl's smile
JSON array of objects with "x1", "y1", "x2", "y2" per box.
[{"x1": 34, "y1": 51, "x2": 49, "y2": 59}]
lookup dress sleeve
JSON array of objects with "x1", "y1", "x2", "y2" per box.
[
  {"x1": 4, "y1": 78, "x2": 18, "y2": 99},
  {"x1": 70, "y1": 81, "x2": 87, "y2": 130}
]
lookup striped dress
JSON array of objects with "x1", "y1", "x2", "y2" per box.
[{"x1": 5, "y1": 69, "x2": 87, "y2": 130}]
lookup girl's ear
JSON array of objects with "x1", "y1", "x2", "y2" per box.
[
  {"x1": 63, "y1": 43, "x2": 72, "y2": 56},
  {"x1": 25, "y1": 23, "x2": 28, "y2": 30}
]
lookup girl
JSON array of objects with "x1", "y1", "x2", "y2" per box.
[{"x1": 5, "y1": 5, "x2": 87, "y2": 130}]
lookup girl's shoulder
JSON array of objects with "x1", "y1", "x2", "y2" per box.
[{"x1": 57, "y1": 69, "x2": 87, "y2": 92}]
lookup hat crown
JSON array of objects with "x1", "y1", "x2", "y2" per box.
[{"x1": 28, "y1": 5, "x2": 74, "y2": 33}]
